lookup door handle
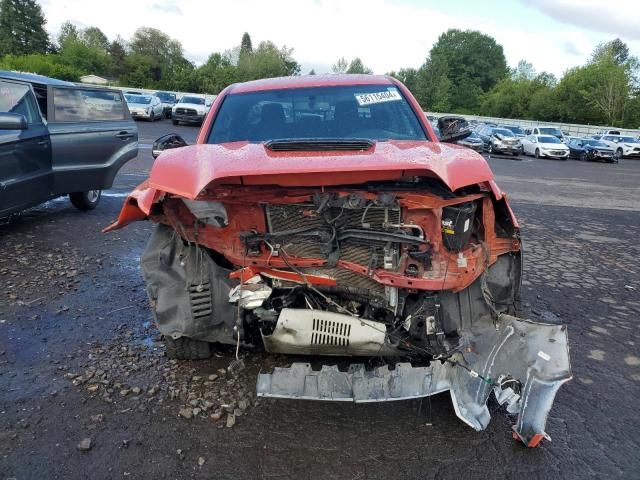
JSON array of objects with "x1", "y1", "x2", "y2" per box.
[
  {"x1": 116, "y1": 131, "x2": 134, "y2": 139},
  {"x1": 37, "y1": 139, "x2": 49, "y2": 146}
]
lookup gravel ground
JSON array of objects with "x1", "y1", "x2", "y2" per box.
[{"x1": 1, "y1": 119, "x2": 639, "y2": 479}]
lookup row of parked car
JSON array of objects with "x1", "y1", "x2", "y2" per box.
[
  {"x1": 123, "y1": 91, "x2": 212, "y2": 126},
  {"x1": 431, "y1": 117, "x2": 640, "y2": 162}
]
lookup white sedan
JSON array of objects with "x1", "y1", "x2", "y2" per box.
[
  {"x1": 521, "y1": 135, "x2": 569, "y2": 159},
  {"x1": 124, "y1": 94, "x2": 164, "y2": 121}
]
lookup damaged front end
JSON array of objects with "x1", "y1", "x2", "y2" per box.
[{"x1": 116, "y1": 170, "x2": 571, "y2": 447}]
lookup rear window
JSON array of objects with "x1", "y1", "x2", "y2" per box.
[
  {"x1": 52, "y1": 88, "x2": 126, "y2": 122},
  {"x1": 208, "y1": 85, "x2": 427, "y2": 144},
  {"x1": 539, "y1": 127, "x2": 562, "y2": 136}
]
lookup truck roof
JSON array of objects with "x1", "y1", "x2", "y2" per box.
[
  {"x1": 0, "y1": 70, "x2": 74, "y2": 87},
  {"x1": 229, "y1": 74, "x2": 394, "y2": 94}
]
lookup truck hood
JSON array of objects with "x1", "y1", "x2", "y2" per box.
[
  {"x1": 173, "y1": 102, "x2": 207, "y2": 112},
  {"x1": 149, "y1": 140, "x2": 495, "y2": 199}
]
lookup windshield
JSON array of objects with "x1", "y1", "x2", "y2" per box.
[
  {"x1": 539, "y1": 136, "x2": 561, "y2": 144},
  {"x1": 582, "y1": 139, "x2": 607, "y2": 147},
  {"x1": 208, "y1": 85, "x2": 427, "y2": 143},
  {"x1": 493, "y1": 128, "x2": 514, "y2": 137},
  {"x1": 620, "y1": 136, "x2": 639, "y2": 143},
  {"x1": 125, "y1": 95, "x2": 151, "y2": 104},
  {"x1": 155, "y1": 92, "x2": 176, "y2": 103},
  {"x1": 503, "y1": 126, "x2": 524, "y2": 135},
  {"x1": 182, "y1": 96, "x2": 205, "y2": 105},
  {"x1": 539, "y1": 127, "x2": 562, "y2": 136}
]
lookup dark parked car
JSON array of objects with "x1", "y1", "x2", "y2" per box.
[
  {"x1": 154, "y1": 91, "x2": 177, "y2": 118},
  {"x1": 567, "y1": 138, "x2": 616, "y2": 163},
  {"x1": 0, "y1": 71, "x2": 138, "y2": 219},
  {"x1": 476, "y1": 126, "x2": 521, "y2": 155},
  {"x1": 500, "y1": 125, "x2": 525, "y2": 138},
  {"x1": 457, "y1": 131, "x2": 484, "y2": 152}
]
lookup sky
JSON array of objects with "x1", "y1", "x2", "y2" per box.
[{"x1": 39, "y1": 0, "x2": 640, "y2": 77}]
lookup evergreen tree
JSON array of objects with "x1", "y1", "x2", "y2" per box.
[
  {"x1": 240, "y1": 32, "x2": 253, "y2": 57},
  {"x1": 0, "y1": 0, "x2": 50, "y2": 55}
]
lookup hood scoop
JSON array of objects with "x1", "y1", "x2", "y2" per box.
[{"x1": 265, "y1": 139, "x2": 374, "y2": 152}]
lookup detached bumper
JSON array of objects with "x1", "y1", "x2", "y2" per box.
[{"x1": 257, "y1": 314, "x2": 571, "y2": 447}]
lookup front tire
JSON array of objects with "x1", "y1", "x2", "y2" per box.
[
  {"x1": 164, "y1": 336, "x2": 211, "y2": 360},
  {"x1": 580, "y1": 152, "x2": 587, "y2": 162},
  {"x1": 488, "y1": 143, "x2": 493, "y2": 154},
  {"x1": 172, "y1": 119, "x2": 178, "y2": 125},
  {"x1": 149, "y1": 111, "x2": 155, "y2": 122},
  {"x1": 535, "y1": 148, "x2": 540, "y2": 159},
  {"x1": 69, "y1": 190, "x2": 101, "y2": 210},
  {"x1": 616, "y1": 148, "x2": 623, "y2": 161}
]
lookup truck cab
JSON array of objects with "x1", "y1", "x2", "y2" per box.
[{"x1": 0, "y1": 71, "x2": 138, "y2": 218}]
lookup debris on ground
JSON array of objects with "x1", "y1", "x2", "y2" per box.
[
  {"x1": 63, "y1": 328, "x2": 259, "y2": 427},
  {"x1": 77, "y1": 438, "x2": 92, "y2": 451}
]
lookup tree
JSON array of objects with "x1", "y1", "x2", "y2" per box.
[
  {"x1": 417, "y1": 29, "x2": 508, "y2": 111},
  {"x1": 308, "y1": 69, "x2": 316, "y2": 75},
  {"x1": 237, "y1": 41, "x2": 299, "y2": 81},
  {"x1": 346, "y1": 57, "x2": 372, "y2": 74},
  {"x1": 81, "y1": 27, "x2": 109, "y2": 51},
  {"x1": 57, "y1": 21, "x2": 79, "y2": 48},
  {"x1": 108, "y1": 36, "x2": 127, "y2": 78},
  {"x1": 129, "y1": 27, "x2": 187, "y2": 82},
  {"x1": 591, "y1": 38, "x2": 630, "y2": 66},
  {"x1": 512, "y1": 60, "x2": 536, "y2": 81},
  {"x1": 331, "y1": 57, "x2": 348, "y2": 74},
  {"x1": 195, "y1": 53, "x2": 238, "y2": 93},
  {"x1": 0, "y1": 0, "x2": 50, "y2": 55},
  {"x1": 414, "y1": 54, "x2": 452, "y2": 112},
  {"x1": 388, "y1": 68, "x2": 418, "y2": 92},
  {"x1": 240, "y1": 32, "x2": 253, "y2": 57}
]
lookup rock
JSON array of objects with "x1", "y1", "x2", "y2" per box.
[
  {"x1": 238, "y1": 399, "x2": 249, "y2": 411},
  {"x1": 210, "y1": 412, "x2": 222, "y2": 422},
  {"x1": 189, "y1": 399, "x2": 199, "y2": 407},
  {"x1": 77, "y1": 438, "x2": 92, "y2": 451},
  {"x1": 120, "y1": 389, "x2": 130, "y2": 397},
  {"x1": 226, "y1": 413, "x2": 236, "y2": 428},
  {"x1": 217, "y1": 368, "x2": 226, "y2": 376},
  {"x1": 198, "y1": 457, "x2": 205, "y2": 466},
  {"x1": 179, "y1": 408, "x2": 193, "y2": 419},
  {"x1": 208, "y1": 374, "x2": 218, "y2": 381},
  {"x1": 86, "y1": 384, "x2": 100, "y2": 393},
  {"x1": 234, "y1": 408, "x2": 242, "y2": 417},
  {"x1": 193, "y1": 408, "x2": 202, "y2": 417},
  {"x1": 90, "y1": 414, "x2": 104, "y2": 423},
  {"x1": 192, "y1": 376, "x2": 202, "y2": 382},
  {"x1": 131, "y1": 387, "x2": 141, "y2": 395}
]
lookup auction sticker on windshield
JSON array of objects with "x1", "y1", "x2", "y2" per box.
[{"x1": 354, "y1": 88, "x2": 402, "y2": 106}]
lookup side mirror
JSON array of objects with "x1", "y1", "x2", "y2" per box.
[
  {"x1": 0, "y1": 112, "x2": 27, "y2": 130},
  {"x1": 437, "y1": 116, "x2": 471, "y2": 143},
  {"x1": 152, "y1": 133, "x2": 188, "y2": 159}
]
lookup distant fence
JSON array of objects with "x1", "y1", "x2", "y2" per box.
[{"x1": 425, "y1": 112, "x2": 640, "y2": 138}]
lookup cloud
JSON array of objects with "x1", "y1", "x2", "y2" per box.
[
  {"x1": 151, "y1": 1, "x2": 182, "y2": 15},
  {"x1": 563, "y1": 41, "x2": 582, "y2": 56},
  {"x1": 39, "y1": 0, "x2": 640, "y2": 78},
  {"x1": 524, "y1": 0, "x2": 640, "y2": 40}
]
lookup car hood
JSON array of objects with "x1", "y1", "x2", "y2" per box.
[
  {"x1": 127, "y1": 103, "x2": 151, "y2": 108},
  {"x1": 148, "y1": 140, "x2": 495, "y2": 200},
  {"x1": 174, "y1": 102, "x2": 206, "y2": 110}
]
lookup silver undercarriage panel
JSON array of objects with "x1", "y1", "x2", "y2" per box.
[{"x1": 257, "y1": 314, "x2": 572, "y2": 447}]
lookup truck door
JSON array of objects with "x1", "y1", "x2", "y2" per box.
[
  {"x1": 46, "y1": 85, "x2": 138, "y2": 195},
  {"x1": 0, "y1": 79, "x2": 52, "y2": 217}
]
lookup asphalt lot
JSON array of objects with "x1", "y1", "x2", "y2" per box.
[{"x1": 1, "y1": 118, "x2": 639, "y2": 480}]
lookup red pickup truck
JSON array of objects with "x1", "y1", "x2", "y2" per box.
[{"x1": 107, "y1": 74, "x2": 571, "y2": 447}]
